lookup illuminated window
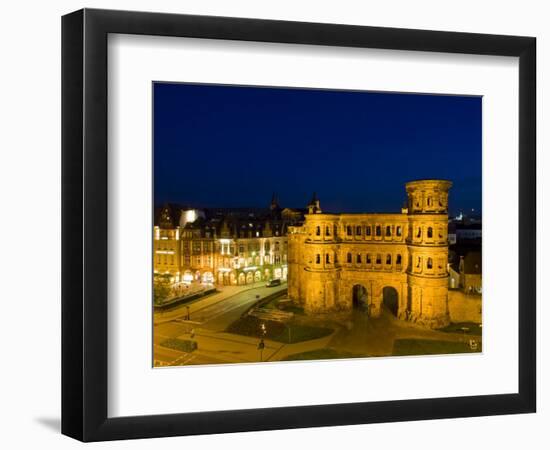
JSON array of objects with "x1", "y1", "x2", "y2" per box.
[{"x1": 396, "y1": 226, "x2": 402, "y2": 236}]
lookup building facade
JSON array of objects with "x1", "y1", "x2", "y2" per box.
[
  {"x1": 288, "y1": 179, "x2": 453, "y2": 328},
  {"x1": 153, "y1": 197, "x2": 298, "y2": 290}
]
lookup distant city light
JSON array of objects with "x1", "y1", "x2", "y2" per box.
[{"x1": 185, "y1": 209, "x2": 197, "y2": 223}]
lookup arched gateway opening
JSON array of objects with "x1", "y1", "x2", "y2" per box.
[
  {"x1": 382, "y1": 286, "x2": 399, "y2": 317},
  {"x1": 352, "y1": 285, "x2": 368, "y2": 309}
]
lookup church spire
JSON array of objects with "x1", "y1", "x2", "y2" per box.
[
  {"x1": 270, "y1": 192, "x2": 279, "y2": 211},
  {"x1": 307, "y1": 192, "x2": 322, "y2": 214}
]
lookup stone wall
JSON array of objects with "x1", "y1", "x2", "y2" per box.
[{"x1": 448, "y1": 289, "x2": 482, "y2": 323}]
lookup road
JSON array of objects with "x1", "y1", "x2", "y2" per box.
[
  {"x1": 155, "y1": 282, "x2": 286, "y2": 329},
  {"x1": 153, "y1": 282, "x2": 288, "y2": 366}
]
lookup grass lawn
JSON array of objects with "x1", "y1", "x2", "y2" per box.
[
  {"x1": 159, "y1": 338, "x2": 197, "y2": 353},
  {"x1": 438, "y1": 322, "x2": 482, "y2": 336},
  {"x1": 226, "y1": 316, "x2": 332, "y2": 343},
  {"x1": 283, "y1": 348, "x2": 364, "y2": 361},
  {"x1": 392, "y1": 338, "x2": 481, "y2": 356},
  {"x1": 261, "y1": 297, "x2": 305, "y2": 315}
]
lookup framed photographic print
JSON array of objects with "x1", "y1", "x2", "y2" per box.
[{"x1": 61, "y1": 8, "x2": 536, "y2": 442}]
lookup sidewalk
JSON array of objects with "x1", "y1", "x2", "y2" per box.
[{"x1": 167, "y1": 327, "x2": 337, "y2": 365}]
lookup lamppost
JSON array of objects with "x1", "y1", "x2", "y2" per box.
[
  {"x1": 258, "y1": 323, "x2": 267, "y2": 362},
  {"x1": 460, "y1": 326, "x2": 469, "y2": 342}
]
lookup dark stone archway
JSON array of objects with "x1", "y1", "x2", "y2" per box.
[
  {"x1": 352, "y1": 284, "x2": 368, "y2": 309},
  {"x1": 383, "y1": 286, "x2": 399, "y2": 317}
]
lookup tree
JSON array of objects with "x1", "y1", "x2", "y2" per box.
[{"x1": 153, "y1": 273, "x2": 173, "y2": 305}]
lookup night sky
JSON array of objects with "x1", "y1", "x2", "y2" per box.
[{"x1": 154, "y1": 83, "x2": 481, "y2": 215}]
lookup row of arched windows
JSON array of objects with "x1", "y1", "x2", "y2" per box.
[
  {"x1": 313, "y1": 252, "x2": 403, "y2": 269},
  {"x1": 312, "y1": 223, "x2": 405, "y2": 239},
  {"x1": 411, "y1": 225, "x2": 445, "y2": 241},
  {"x1": 412, "y1": 255, "x2": 446, "y2": 273},
  {"x1": 345, "y1": 224, "x2": 403, "y2": 238}
]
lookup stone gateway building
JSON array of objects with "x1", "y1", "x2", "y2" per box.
[{"x1": 287, "y1": 180, "x2": 453, "y2": 328}]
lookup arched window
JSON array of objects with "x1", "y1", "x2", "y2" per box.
[
  {"x1": 376, "y1": 254, "x2": 382, "y2": 265},
  {"x1": 396, "y1": 254, "x2": 402, "y2": 265},
  {"x1": 427, "y1": 197, "x2": 432, "y2": 206},
  {"x1": 427, "y1": 257, "x2": 433, "y2": 269},
  {"x1": 396, "y1": 226, "x2": 402, "y2": 236},
  {"x1": 325, "y1": 253, "x2": 330, "y2": 264},
  {"x1": 416, "y1": 256, "x2": 422, "y2": 268},
  {"x1": 316, "y1": 226, "x2": 321, "y2": 236},
  {"x1": 416, "y1": 227, "x2": 422, "y2": 238},
  {"x1": 386, "y1": 226, "x2": 392, "y2": 237},
  {"x1": 427, "y1": 227, "x2": 433, "y2": 238},
  {"x1": 366, "y1": 254, "x2": 372, "y2": 264},
  {"x1": 356, "y1": 254, "x2": 362, "y2": 264},
  {"x1": 316, "y1": 254, "x2": 321, "y2": 264},
  {"x1": 347, "y1": 252, "x2": 352, "y2": 263},
  {"x1": 386, "y1": 254, "x2": 392, "y2": 264},
  {"x1": 376, "y1": 225, "x2": 381, "y2": 236},
  {"x1": 366, "y1": 226, "x2": 371, "y2": 236},
  {"x1": 347, "y1": 226, "x2": 352, "y2": 236},
  {"x1": 356, "y1": 226, "x2": 362, "y2": 235},
  {"x1": 325, "y1": 226, "x2": 331, "y2": 236}
]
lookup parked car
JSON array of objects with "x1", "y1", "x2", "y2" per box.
[{"x1": 266, "y1": 278, "x2": 282, "y2": 287}]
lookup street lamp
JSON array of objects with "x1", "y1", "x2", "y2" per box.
[
  {"x1": 258, "y1": 339, "x2": 265, "y2": 362},
  {"x1": 460, "y1": 326, "x2": 469, "y2": 342},
  {"x1": 258, "y1": 323, "x2": 267, "y2": 362}
]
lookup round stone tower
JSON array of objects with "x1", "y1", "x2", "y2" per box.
[
  {"x1": 405, "y1": 179, "x2": 452, "y2": 328},
  {"x1": 300, "y1": 194, "x2": 343, "y2": 313}
]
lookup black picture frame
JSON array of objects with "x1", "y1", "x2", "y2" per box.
[{"x1": 62, "y1": 8, "x2": 536, "y2": 442}]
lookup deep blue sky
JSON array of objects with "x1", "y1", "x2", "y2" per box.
[{"x1": 154, "y1": 83, "x2": 481, "y2": 215}]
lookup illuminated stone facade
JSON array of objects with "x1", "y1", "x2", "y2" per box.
[
  {"x1": 153, "y1": 198, "x2": 297, "y2": 287},
  {"x1": 288, "y1": 180, "x2": 452, "y2": 328}
]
